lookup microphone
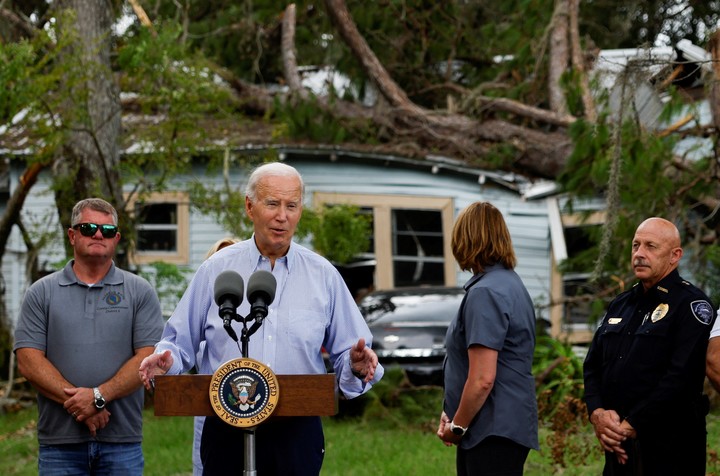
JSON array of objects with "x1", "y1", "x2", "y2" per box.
[
  {"x1": 247, "y1": 270, "x2": 276, "y2": 324},
  {"x1": 214, "y1": 270, "x2": 244, "y2": 342}
]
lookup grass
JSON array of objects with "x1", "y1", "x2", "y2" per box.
[{"x1": 2, "y1": 403, "x2": 719, "y2": 475}]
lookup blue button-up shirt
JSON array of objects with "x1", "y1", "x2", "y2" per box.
[{"x1": 156, "y1": 236, "x2": 383, "y2": 398}]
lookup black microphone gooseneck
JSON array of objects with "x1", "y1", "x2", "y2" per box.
[
  {"x1": 213, "y1": 270, "x2": 244, "y2": 343},
  {"x1": 213, "y1": 269, "x2": 277, "y2": 358}
]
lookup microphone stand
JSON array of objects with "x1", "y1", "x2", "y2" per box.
[{"x1": 234, "y1": 311, "x2": 263, "y2": 476}]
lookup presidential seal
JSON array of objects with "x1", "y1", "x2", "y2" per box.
[{"x1": 209, "y1": 358, "x2": 280, "y2": 428}]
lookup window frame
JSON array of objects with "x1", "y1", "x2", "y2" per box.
[
  {"x1": 126, "y1": 191, "x2": 190, "y2": 265},
  {"x1": 313, "y1": 192, "x2": 456, "y2": 289},
  {"x1": 548, "y1": 201, "x2": 606, "y2": 343}
]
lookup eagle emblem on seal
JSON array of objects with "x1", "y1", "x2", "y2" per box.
[{"x1": 229, "y1": 375, "x2": 262, "y2": 411}]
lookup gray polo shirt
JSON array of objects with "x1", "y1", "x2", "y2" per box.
[
  {"x1": 443, "y1": 264, "x2": 539, "y2": 451},
  {"x1": 14, "y1": 260, "x2": 163, "y2": 445}
]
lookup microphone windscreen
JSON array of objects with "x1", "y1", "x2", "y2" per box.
[
  {"x1": 213, "y1": 270, "x2": 244, "y2": 307},
  {"x1": 247, "y1": 270, "x2": 276, "y2": 304}
]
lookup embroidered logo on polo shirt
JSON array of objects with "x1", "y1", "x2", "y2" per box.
[
  {"x1": 691, "y1": 300, "x2": 713, "y2": 325},
  {"x1": 104, "y1": 291, "x2": 123, "y2": 306}
]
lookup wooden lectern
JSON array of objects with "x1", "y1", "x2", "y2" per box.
[{"x1": 153, "y1": 373, "x2": 338, "y2": 418}]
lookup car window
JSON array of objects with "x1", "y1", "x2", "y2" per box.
[{"x1": 360, "y1": 290, "x2": 464, "y2": 324}]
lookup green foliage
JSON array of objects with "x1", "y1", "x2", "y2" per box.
[
  {"x1": 0, "y1": 41, "x2": 35, "y2": 123},
  {"x1": 117, "y1": 22, "x2": 237, "y2": 171},
  {"x1": 533, "y1": 336, "x2": 599, "y2": 469},
  {"x1": 272, "y1": 95, "x2": 346, "y2": 143},
  {"x1": 690, "y1": 243, "x2": 720, "y2": 306},
  {"x1": 560, "y1": 69, "x2": 587, "y2": 117},
  {"x1": 298, "y1": 204, "x2": 371, "y2": 265},
  {"x1": 484, "y1": 142, "x2": 520, "y2": 169},
  {"x1": 560, "y1": 118, "x2": 612, "y2": 197},
  {"x1": 0, "y1": 13, "x2": 84, "y2": 165},
  {"x1": 0, "y1": 406, "x2": 37, "y2": 475},
  {"x1": 131, "y1": 0, "x2": 720, "y2": 108},
  {"x1": 533, "y1": 335, "x2": 585, "y2": 422},
  {"x1": 333, "y1": 366, "x2": 444, "y2": 431},
  {"x1": 137, "y1": 261, "x2": 193, "y2": 303},
  {"x1": 186, "y1": 166, "x2": 254, "y2": 241},
  {"x1": 559, "y1": 93, "x2": 720, "y2": 288},
  {"x1": 271, "y1": 94, "x2": 380, "y2": 145}
]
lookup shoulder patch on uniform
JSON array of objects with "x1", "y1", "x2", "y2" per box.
[{"x1": 690, "y1": 300, "x2": 713, "y2": 325}]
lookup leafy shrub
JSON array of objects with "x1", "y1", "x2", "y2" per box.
[
  {"x1": 533, "y1": 335, "x2": 585, "y2": 421},
  {"x1": 333, "y1": 366, "x2": 443, "y2": 431}
]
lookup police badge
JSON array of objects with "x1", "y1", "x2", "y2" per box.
[
  {"x1": 650, "y1": 303, "x2": 669, "y2": 323},
  {"x1": 209, "y1": 358, "x2": 280, "y2": 428}
]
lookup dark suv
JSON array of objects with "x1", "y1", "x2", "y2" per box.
[{"x1": 359, "y1": 286, "x2": 465, "y2": 386}]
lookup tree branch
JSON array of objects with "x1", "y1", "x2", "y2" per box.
[
  {"x1": 549, "y1": 0, "x2": 570, "y2": 115},
  {"x1": 281, "y1": 3, "x2": 308, "y2": 98},
  {"x1": 0, "y1": 7, "x2": 37, "y2": 38},
  {"x1": 323, "y1": 0, "x2": 423, "y2": 115},
  {"x1": 569, "y1": 0, "x2": 597, "y2": 121}
]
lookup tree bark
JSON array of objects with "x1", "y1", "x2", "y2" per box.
[
  {"x1": 281, "y1": 4, "x2": 307, "y2": 99},
  {"x1": 569, "y1": 0, "x2": 596, "y2": 121},
  {"x1": 323, "y1": 0, "x2": 424, "y2": 115},
  {"x1": 0, "y1": 161, "x2": 47, "y2": 337},
  {"x1": 708, "y1": 30, "x2": 720, "y2": 135},
  {"x1": 53, "y1": 0, "x2": 124, "y2": 248},
  {"x1": 549, "y1": 0, "x2": 570, "y2": 115}
]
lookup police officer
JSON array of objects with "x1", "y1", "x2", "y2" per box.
[{"x1": 583, "y1": 217, "x2": 714, "y2": 476}]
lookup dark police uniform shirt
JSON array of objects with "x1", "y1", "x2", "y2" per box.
[{"x1": 583, "y1": 269, "x2": 714, "y2": 435}]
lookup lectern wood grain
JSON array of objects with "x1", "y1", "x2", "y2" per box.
[{"x1": 153, "y1": 374, "x2": 338, "y2": 417}]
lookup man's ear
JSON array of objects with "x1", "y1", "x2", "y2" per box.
[
  {"x1": 245, "y1": 195, "x2": 253, "y2": 219},
  {"x1": 670, "y1": 247, "x2": 683, "y2": 265}
]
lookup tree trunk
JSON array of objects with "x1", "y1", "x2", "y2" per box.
[
  {"x1": 0, "y1": 162, "x2": 47, "y2": 375},
  {"x1": 323, "y1": 0, "x2": 424, "y2": 116},
  {"x1": 281, "y1": 4, "x2": 307, "y2": 99},
  {"x1": 569, "y1": 0, "x2": 596, "y2": 121},
  {"x1": 549, "y1": 0, "x2": 569, "y2": 115},
  {"x1": 53, "y1": 0, "x2": 125, "y2": 262},
  {"x1": 708, "y1": 30, "x2": 720, "y2": 134}
]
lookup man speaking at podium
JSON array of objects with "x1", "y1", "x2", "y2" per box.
[{"x1": 139, "y1": 162, "x2": 384, "y2": 475}]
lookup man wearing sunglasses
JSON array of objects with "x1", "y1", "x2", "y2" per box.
[{"x1": 14, "y1": 198, "x2": 164, "y2": 476}]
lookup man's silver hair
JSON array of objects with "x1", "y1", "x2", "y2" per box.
[{"x1": 245, "y1": 162, "x2": 305, "y2": 202}]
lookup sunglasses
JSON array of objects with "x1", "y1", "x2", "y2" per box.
[{"x1": 72, "y1": 223, "x2": 119, "y2": 238}]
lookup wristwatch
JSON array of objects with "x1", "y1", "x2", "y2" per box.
[
  {"x1": 450, "y1": 421, "x2": 467, "y2": 436},
  {"x1": 93, "y1": 387, "x2": 106, "y2": 410}
]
